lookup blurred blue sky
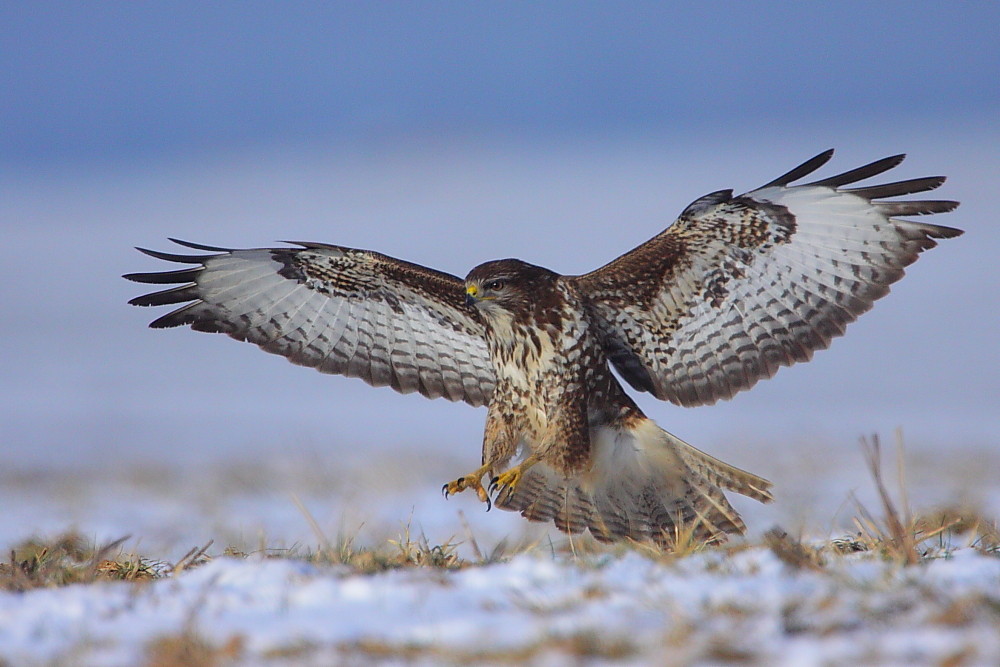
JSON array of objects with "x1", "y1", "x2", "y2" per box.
[
  {"x1": 1, "y1": 3, "x2": 997, "y2": 477},
  {"x1": 3, "y1": 2, "x2": 998, "y2": 167}
]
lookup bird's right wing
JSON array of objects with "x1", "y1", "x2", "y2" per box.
[{"x1": 125, "y1": 240, "x2": 496, "y2": 406}]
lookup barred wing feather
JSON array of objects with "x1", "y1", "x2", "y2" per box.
[
  {"x1": 125, "y1": 241, "x2": 496, "y2": 406},
  {"x1": 574, "y1": 150, "x2": 962, "y2": 407}
]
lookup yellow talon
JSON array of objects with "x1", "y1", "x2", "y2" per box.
[
  {"x1": 490, "y1": 468, "x2": 522, "y2": 492},
  {"x1": 442, "y1": 464, "x2": 493, "y2": 510},
  {"x1": 488, "y1": 454, "x2": 541, "y2": 502}
]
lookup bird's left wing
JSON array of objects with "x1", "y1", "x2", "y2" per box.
[
  {"x1": 571, "y1": 150, "x2": 962, "y2": 407},
  {"x1": 125, "y1": 240, "x2": 496, "y2": 406}
]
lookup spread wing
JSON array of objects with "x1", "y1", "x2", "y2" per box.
[
  {"x1": 572, "y1": 150, "x2": 962, "y2": 407},
  {"x1": 125, "y1": 240, "x2": 496, "y2": 406}
]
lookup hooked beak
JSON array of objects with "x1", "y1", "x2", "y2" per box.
[{"x1": 465, "y1": 284, "x2": 478, "y2": 307}]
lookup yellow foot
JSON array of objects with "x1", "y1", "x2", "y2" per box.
[
  {"x1": 442, "y1": 465, "x2": 493, "y2": 510},
  {"x1": 488, "y1": 455, "x2": 541, "y2": 505}
]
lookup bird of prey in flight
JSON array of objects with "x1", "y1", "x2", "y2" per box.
[{"x1": 126, "y1": 150, "x2": 961, "y2": 546}]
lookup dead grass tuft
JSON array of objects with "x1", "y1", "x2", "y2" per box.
[
  {"x1": 659, "y1": 517, "x2": 718, "y2": 557},
  {"x1": 170, "y1": 540, "x2": 215, "y2": 575},
  {"x1": 827, "y1": 433, "x2": 1000, "y2": 565},
  {"x1": 220, "y1": 525, "x2": 474, "y2": 574},
  {"x1": 94, "y1": 555, "x2": 163, "y2": 582},
  {"x1": 617, "y1": 516, "x2": 725, "y2": 564},
  {"x1": 764, "y1": 528, "x2": 826, "y2": 571},
  {"x1": 388, "y1": 523, "x2": 463, "y2": 569},
  {"x1": 0, "y1": 533, "x2": 164, "y2": 591},
  {"x1": 915, "y1": 505, "x2": 1000, "y2": 555},
  {"x1": 846, "y1": 433, "x2": 947, "y2": 565},
  {"x1": 0, "y1": 533, "x2": 220, "y2": 591},
  {"x1": 320, "y1": 527, "x2": 465, "y2": 572}
]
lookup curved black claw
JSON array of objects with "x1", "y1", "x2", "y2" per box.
[
  {"x1": 488, "y1": 476, "x2": 500, "y2": 496},
  {"x1": 484, "y1": 494, "x2": 492, "y2": 512},
  {"x1": 442, "y1": 483, "x2": 450, "y2": 499}
]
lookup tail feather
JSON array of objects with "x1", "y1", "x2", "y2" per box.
[
  {"x1": 684, "y1": 471, "x2": 748, "y2": 536},
  {"x1": 500, "y1": 466, "x2": 599, "y2": 536},
  {"x1": 521, "y1": 478, "x2": 565, "y2": 524},
  {"x1": 493, "y1": 419, "x2": 771, "y2": 548},
  {"x1": 671, "y1": 435, "x2": 774, "y2": 503},
  {"x1": 553, "y1": 485, "x2": 594, "y2": 535}
]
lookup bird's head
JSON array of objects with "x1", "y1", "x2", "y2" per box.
[{"x1": 464, "y1": 259, "x2": 559, "y2": 321}]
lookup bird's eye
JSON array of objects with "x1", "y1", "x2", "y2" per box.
[{"x1": 487, "y1": 280, "x2": 505, "y2": 291}]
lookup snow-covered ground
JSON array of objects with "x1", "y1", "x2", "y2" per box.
[
  {"x1": 2, "y1": 540, "x2": 998, "y2": 665},
  {"x1": 1, "y1": 443, "x2": 998, "y2": 666}
]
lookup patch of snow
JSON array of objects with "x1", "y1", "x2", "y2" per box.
[{"x1": 1, "y1": 549, "x2": 998, "y2": 665}]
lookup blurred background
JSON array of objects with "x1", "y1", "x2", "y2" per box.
[{"x1": 1, "y1": 3, "x2": 997, "y2": 552}]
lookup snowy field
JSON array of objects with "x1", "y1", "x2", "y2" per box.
[
  {"x1": 3, "y1": 543, "x2": 1000, "y2": 666},
  {"x1": 1, "y1": 441, "x2": 999, "y2": 666}
]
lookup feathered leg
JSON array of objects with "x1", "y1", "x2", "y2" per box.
[{"x1": 442, "y1": 404, "x2": 519, "y2": 510}]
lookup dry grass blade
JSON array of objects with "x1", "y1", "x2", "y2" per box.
[
  {"x1": 291, "y1": 493, "x2": 336, "y2": 559},
  {"x1": 659, "y1": 519, "x2": 713, "y2": 557},
  {"x1": 87, "y1": 535, "x2": 132, "y2": 567},
  {"x1": 171, "y1": 540, "x2": 214, "y2": 576},
  {"x1": 457, "y1": 509, "x2": 485, "y2": 562},
  {"x1": 625, "y1": 515, "x2": 716, "y2": 562},
  {"x1": 857, "y1": 434, "x2": 919, "y2": 565}
]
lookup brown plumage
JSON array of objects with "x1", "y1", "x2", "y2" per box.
[{"x1": 125, "y1": 150, "x2": 961, "y2": 547}]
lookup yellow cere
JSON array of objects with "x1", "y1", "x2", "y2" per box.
[{"x1": 466, "y1": 284, "x2": 479, "y2": 298}]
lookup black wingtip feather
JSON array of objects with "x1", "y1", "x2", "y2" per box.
[
  {"x1": 135, "y1": 247, "x2": 207, "y2": 264},
  {"x1": 167, "y1": 236, "x2": 233, "y2": 252},
  {"x1": 807, "y1": 154, "x2": 906, "y2": 188},
  {"x1": 149, "y1": 314, "x2": 188, "y2": 329},
  {"x1": 167, "y1": 238, "x2": 233, "y2": 252},
  {"x1": 282, "y1": 240, "x2": 341, "y2": 251},
  {"x1": 760, "y1": 149, "x2": 835, "y2": 188},
  {"x1": 846, "y1": 176, "x2": 946, "y2": 200},
  {"x1": 123, "y1": 267, "x2": 204, "y2": 284},
  {"x1": 147, "y1": 303, "x2": 203, "y2": 328},
  {"x1": 127, "y1": 285, "x2": 200, "y2": 307},
  {"x1": 923, "y1": 222, "x2": 964, "y2": 239},
  {"x1": 875, "y1": 200, "x2": 960, "y2": 217}
]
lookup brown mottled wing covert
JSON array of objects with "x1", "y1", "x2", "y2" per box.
[
  {"x1": 125, "y1": 240, "x2": 495, "y2": 406},
  {"x1": 573, "y1": 150, "x2": 962, "y2": 407}
]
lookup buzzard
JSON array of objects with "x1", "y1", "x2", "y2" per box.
[{"x1": 125, "y1": 150, "x2": 961, "y2": 546}]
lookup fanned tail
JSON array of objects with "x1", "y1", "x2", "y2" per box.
[{"x1": 494, "y1": 419, "x2": 772, "y2": 547}]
